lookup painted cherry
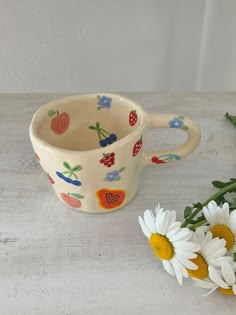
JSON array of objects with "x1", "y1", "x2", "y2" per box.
[
  {"x1": 60, "y1": 192, "x2": 83, "y2": 208},
  {"x1": 151, "y1": 156, "x2": 166, "y2": 164},
  {"x1": 49, "y1": 110, "x2": 70, "y2": 135}
]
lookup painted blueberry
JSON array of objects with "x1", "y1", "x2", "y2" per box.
[
  {"x1": 56, "y1": 171, "x2": 65, "y2": 179},
  {"x1": 100, "y1": 139, "x2": 107, "y2": 147},
  {"x1": 169, "y1": 118, "x2": 184, "y2": 128},
  {"x1": 110, "y1": 133, "x2": 117, "y2": 141},
  {"x1": 98, "y1": 96, "x2": 112, "y2": 108}
]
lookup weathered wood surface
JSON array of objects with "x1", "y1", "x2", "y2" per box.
[{"x1": 0, "y1": 93, "x2": 235, "y2": 315}]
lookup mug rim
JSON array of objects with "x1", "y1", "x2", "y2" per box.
[{"x1": 29, "y1": 93, "x2": 147, "y2": 155}]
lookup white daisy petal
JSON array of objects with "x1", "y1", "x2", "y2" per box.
[
  {"x1": 215, "y1": 206, "x2": 226, "y2": 225},
  {"x1": 173, "y1": 241, "x2": 200, "y2": 252},
  {"x1": 209, "y1": 266, "x2": 229, "y2": 289},
  {"x1": 175, "y1": 255, "x2": 197, "y2": 270},
  {"x1": 206, "y1": 248, "x2": 227, "y2": 262},
  {"x1": 194, "y1": 278, "x2": 218, "y2": 290},
  {"x1": 232, "y1": 284, "x2": 236, "y2": 295},
  {"x1": 155, "y1": 203, "x2": 163, "y2": 220},
  {"x1": 222, "y1": 261, "x2": 236, "y2": 286},
  {"x1": 202, "y1": 237, "x2": 226, "y2": 259},
  {"x1": 138, "y1": 216, "x2": 151, "y2": 238},
  {"x1": 228, "y1": 210, "x2": 236, "y2": 232},
  {"x1": 158, "y1": 210, "x2": 170, "y2": 235},
  {"x1": 171, "y1": 257, "x2": 184, "y2": 285},
  {"x1": 162, "y1": 260, "x2": 175, "y2": 276},
  {"x1": 171, "y1": 228, "x2": 192, "y2": 242},
  {"x1": 143, "y1": 210, "x2": 156, "y2": 233},
  {"x1": 208, "y1": 200, "x2": 218, "y2": 215},
  {"x1": 201, "y1": 231, "x2": 213, "y2": 248},
  {"x1": 169, "y1": 210, "x2": 176, "y2": 226},
  {"x1": 175, "y1": 249, "x2": 197, "y2": 259},
  {"x1": 194, "y1": 227, "x2": 205, "y2": 244},
  {"x1": 166, "y1": 222, "x2": 181, "y2": 239},
  {"x1": 155, "y1": 212, "x2": 165, "y2": 233},
  {"x1": 222, "y1": 202, "x2": 230, "y2": 218}
]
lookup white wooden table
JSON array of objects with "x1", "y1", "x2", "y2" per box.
[{"x1": 0, "y1": 93, "x2": 236, "y2": 315}]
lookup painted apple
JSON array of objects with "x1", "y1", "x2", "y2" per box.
[
  {"x1": 60, "y1": 192, "x2": 84, "y2": 208},
  {"x1": 48, "y1": 110, "x2": 70, "y2": 135}
]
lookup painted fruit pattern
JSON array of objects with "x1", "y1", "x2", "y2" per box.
[
  {"x1": 56, "y1": 162, "x2": 82, "y2": 186},
  {"x1": 129, "y1": 110, "x2": 138, "y2": 126},
  {"x1": 100, "y1": 152, "x2": 115, "y2": 167},
  {"x1": 60, "y1": 192, "x2": 84, "y2": 208},
  {"x1": 132, "y1": 137, "x2": 143, "y2": 157},
  {"x1": 96, "y1": 189, "x2": 126, "y2": 209},
  {"x1": 89, "y1": 122, "x2": 117, "y2": 147},
  {"x1": 48, "y1": 110, "x2": 70, "y2": 135}
]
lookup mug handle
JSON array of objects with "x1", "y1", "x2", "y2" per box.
[{"x1": 142, "y1": 113, "x2": 201, "y2": 166}]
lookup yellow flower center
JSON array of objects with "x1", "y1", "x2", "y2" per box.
[
  {"x1": 187, "y1": 254, "x2": 208, "y2": 279},
  {"x1": 219, "y1": 288, "x2": 235, "y2": 296},
  {"x1": 210, "y1": 224, "x2": 235, "y2": 250},
  {"x1": 149, "y1": 233, "x2": 174, "y2": 260}
]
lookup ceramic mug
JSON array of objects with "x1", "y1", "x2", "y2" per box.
[{"x1": 29, "y1": 93, "x2": 201, "y2": 213}]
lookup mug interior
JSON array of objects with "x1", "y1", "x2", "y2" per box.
[{"x1": 32, "y1": 94, "x2": 142, "y2": 151}]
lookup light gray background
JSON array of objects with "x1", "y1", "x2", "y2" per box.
[{"x1": 1, "y1": 0, "x2": 236, "y2": 92}]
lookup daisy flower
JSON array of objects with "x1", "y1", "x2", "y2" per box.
[
  {"x1": 195, "y1": 261, "x2": 236, "y2": 296},
  {"x1": 187, "y1": 227, "x2": 230, "y2": 280},
  {"x1": 138, "y1": 204, "x2": 200, "y2": 285},
  {"x1": 203, "y1": 201, "x2": 236, "y2": 253}
]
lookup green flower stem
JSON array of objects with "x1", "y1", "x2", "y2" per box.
[{"x1": 181, "y1": 181, "x2": 236, "y2": 228}]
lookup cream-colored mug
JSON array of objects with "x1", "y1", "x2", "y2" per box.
[{"x1": 29, "y1": 94, "x2": 201, "y2": 213}]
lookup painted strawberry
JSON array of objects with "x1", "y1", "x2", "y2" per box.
[
  {"x1": 132, "y1": 136, "x2": 143, "y2": 157},
  {"x1": 129, "y1": 110, "x2": 138, "y2": 126},
  {"x1": 151, "y1": 156, "x2": 166, "y2": 164}
]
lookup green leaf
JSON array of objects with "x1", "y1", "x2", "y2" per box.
[
  {"x1": 234, "y1": 253, "x2": 236, "y2": 263},
  {"x1": 115, "y1": 176, "x2": 121, "y2": 181},
  {"x1": 72, "y1": 165, "x2": 82, "y2": 172},
  {"x1": 119, "y1": 167, "x2": 126, "y2": 173},
  {"x1": 225, "y1": 112, "x2": 236, "y2": 126},
  {"x1": 212, "y1": 181, "x2": 225, "y2": 189},
  {"x1": 48, "y1": 110, "x2": 56, "y2": 117},
  {"x1": 179, "y1": 115, "x2": 185, "y2": 120},
  {"x1": 184, "y1": 206, "x2": 193, "y2": 218},
  {"x1": 89, "y1": 125, "x2": 96, "y2": 130},
  {"x1": 182, "y1": 125, "x2": 189, "y2": 130},
  {"x1": 97, "y1": 95, "x2": 101, "y2": 101},
  {"x1": 63, "y1": 161, "x2": 71, "y2": 170},
  {"x1": 70, "y1": 193, "x2": 84, "y2": 199}
]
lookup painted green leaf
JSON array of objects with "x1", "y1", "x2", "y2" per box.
[
  {"x1": 48, "y1": 110, "x2": 56, "y2": 117},
  {"x1": 159, "y1": 154, "x2": 181, "y2": 161},
  {"x1": 119, "y1": 167, "x2": 126, "y2": 173},
  {"x1": 179, "y1": 115, "x2": 185, "y2": 120},
  {"x1": 70, "y1": 193, "x2": 84, "y2": 199},
  {"x1": 72, "y1": 165, "x2": 82, "y2": 171},
  {"x1": 182, "y1": 125, "x2": 189, "y2": 130},
  {"x1": 89, "y1": 125, "x2": 96, "y2": 130},
  {"x1": 97, "y1": 95, "x2": 101, "y2": 101},
  {"x1": 115, "y1": 176, "x2": 121, "y2": 181},
  {"x1": 63, "y1": 161, "x2": 71, "y2": 170}
]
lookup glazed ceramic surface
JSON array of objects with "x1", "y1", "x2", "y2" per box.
[{"x1": 29, "y1": 93, "x2": 201, "y2": 213}]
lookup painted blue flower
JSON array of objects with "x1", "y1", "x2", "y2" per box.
[
  {"x1": 105, "y1": 170, "x2": 119, "y2": 182},
  {"x1": 97, "y1": 96, "x2": 112, "y2": 109},
  {"x1": 169, "y1": 117, "x2": 184, "y2": 128}
]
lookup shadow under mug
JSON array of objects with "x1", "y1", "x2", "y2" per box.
[{"x1": 29, "y1": 93, "x2": 201, "y2": 213}]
